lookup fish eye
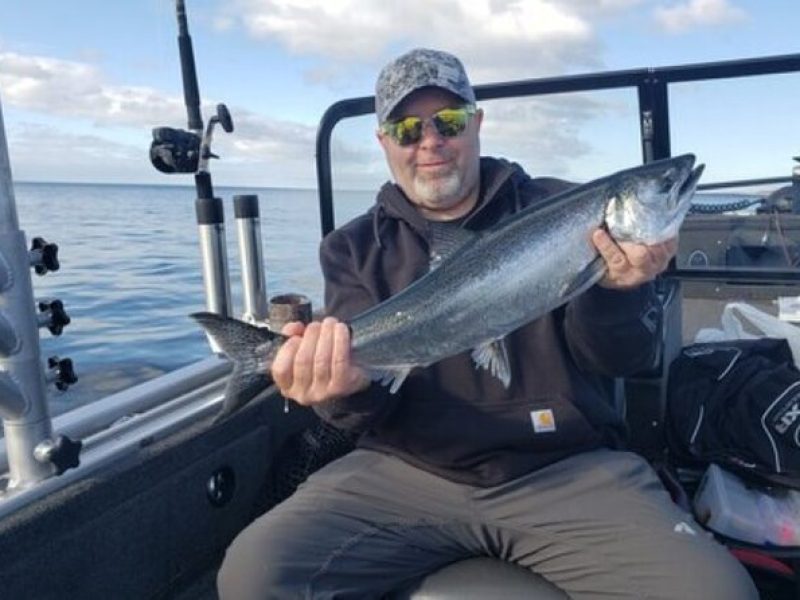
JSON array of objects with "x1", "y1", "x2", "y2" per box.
[{"x1": 658, "y1": 170, "x2": 677, "y2": 193}]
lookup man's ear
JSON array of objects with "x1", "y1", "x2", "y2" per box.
[
  {"x1": 473, "y1": 108, "x2": 484, "y2": 132},
  {"x1": 376, "y1": 129, "x2": 390, "y2": 152}
]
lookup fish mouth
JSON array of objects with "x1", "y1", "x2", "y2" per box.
[
  {"x1": 679, "y1": 163, "x2": 705, "y2": 199},
  {"x1": 655, "y1": 159, "x2": 705, "y2": 242},
  {"x1": 651, "y1": 154, "x2": 703, "y2": 210}
]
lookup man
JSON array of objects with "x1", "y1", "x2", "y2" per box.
[{"x1": 218, "y1": 48, "x2": 757, "y2": 599}]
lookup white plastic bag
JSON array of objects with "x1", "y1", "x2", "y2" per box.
[{"x1": 715, "y1": 302, "x2": 800, "y2": 368}]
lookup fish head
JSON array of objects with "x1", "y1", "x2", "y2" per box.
[{"x1": 604, "y1": 153, "x2": 704, "y2": 244}]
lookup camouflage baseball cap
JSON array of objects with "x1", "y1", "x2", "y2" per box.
[{"x1": 375, "y1": 48, "x2": 475, "y2": 123}]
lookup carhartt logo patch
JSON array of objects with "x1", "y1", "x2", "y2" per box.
[{"x1": 530, "y1": 409, "x2": 556, "y2": 433}]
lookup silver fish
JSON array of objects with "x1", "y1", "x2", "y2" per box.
[{"x1": 193, "y1": 153, "x2": 703, "y2": 419}]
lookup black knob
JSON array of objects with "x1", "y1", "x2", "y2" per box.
[
  {"x1": 48, "y1": 356, "x2": 78, "y2": 391},
  {"x1": 49, "y1": 435, "x2": 82, "y2": 475},
  {"x1": 206, "y1": 466, "x2": 236, "y2": 507},
  {"x1": 216, "y1": 104, "x2": 233, "y2": 133},
  {"x1": 38, "y1": 299, "x2": 71, "y2": 336},
  {"x1": 30, "y1": 237, "x2": 60, "y2": 275}
]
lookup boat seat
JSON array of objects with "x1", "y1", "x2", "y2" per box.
[{"x1": 392, "y1": 557, "x2": 568, "y2": 599}]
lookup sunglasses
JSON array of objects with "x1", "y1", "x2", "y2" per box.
[{"x1": 380, "y1": 106, "x2": 476, "y2": 146}]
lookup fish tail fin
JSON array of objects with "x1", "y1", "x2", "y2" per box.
[
  {"x1": 190, "y1": 312, "x2": 287, "y2": 420},
  {"x1": 212, "y1": 363, "x2": 274, "y2": 423},
  {"x1": 190, "y1": 311, "x2": 286, "y2": 361}
]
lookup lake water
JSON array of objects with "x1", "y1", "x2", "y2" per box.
[{"x1": 13, "y1": 181, "x2": 375, "y2": 415}]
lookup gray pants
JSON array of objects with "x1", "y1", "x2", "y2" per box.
[{"x1": 217, "y1": 448, "x2": 758, "y2": 599}]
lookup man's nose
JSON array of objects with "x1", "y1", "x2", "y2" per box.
[{"x1": 418, "y1": 119, "x2": 444, "y2": 146}]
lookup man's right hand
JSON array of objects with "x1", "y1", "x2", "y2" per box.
[{"x1": 271, "y1": 316, "x2": 370, "y2": 406}]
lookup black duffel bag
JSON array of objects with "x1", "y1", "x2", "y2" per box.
[{"x1": 667, "y1": 337, "x2": 800, "y2": 489}]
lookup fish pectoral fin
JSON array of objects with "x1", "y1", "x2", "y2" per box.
[
  {"x1": 471, "y1": 339, "x2": 511, "y2": 388},
  {"x1": 369, "y1": 367, "x2": 412, "y2": 394},
  {"x1": 559, "y1": 257, "x2": 607, "y2": 301}
]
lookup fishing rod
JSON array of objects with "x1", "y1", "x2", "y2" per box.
[
  {"x1": 151, "y1": 0, "x2": 233, "y2": 182},
  {"x1": 150, "y1": 0, "x2": 270, "y2": 334}
]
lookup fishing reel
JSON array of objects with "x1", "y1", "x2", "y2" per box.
[
  {"x1": 150, "y1": 103, "x2": 233, "y2": 174},
  {"x1": 150, "y1": 127, "x2": 201, "y2": 173}
]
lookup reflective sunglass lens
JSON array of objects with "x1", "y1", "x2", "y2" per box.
[
  {"x1": 432, "y1": 109, "x2": 468, "y2": 137},
  {"x1": 395, "y1": 118, "x2": 422, "y2": 145},
  {"x1": 384, "y1": 106, "x2": 474, "y2": 146}
]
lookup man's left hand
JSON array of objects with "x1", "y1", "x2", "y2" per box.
[{"x1": 592, "y1": 229, "x2": 678, "y2": 290}]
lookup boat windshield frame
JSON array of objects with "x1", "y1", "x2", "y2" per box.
[{"x1": 314, "y1": 52, "x2": 800, "y2": 286}]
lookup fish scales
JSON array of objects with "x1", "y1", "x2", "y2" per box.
[{"x1": 348, "y1": 182, "x2": 611, "y2": 370}]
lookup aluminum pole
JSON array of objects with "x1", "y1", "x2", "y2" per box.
[
  {"x1": 0, "y1": 97, "x2": 57, "y2": 490},
  {"x1": 234, "y1": 194, "x2": 268, "y2": 323}
]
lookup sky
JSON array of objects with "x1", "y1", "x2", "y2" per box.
[{"x1": 0, "y1": 0, "x2": 797, "y2": 191}]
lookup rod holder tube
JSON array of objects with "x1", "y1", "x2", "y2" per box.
[
  {"x1": 0, "y1": 232, "x2": 55, "y2": 489},
  {"x1": 233, "y1": 194, "x2": 268, "y2": 323},
  {"x1": 268, "y1": 294, "x2": 312, "y2": 333},
  {"x1": 195, "y1": 196, "x2": 232, "y2": 316},
  {"x1": 0, "y1": 96, "x2": 57, "y2": 489},
  {"x1": 0, "y1": 372, "x2": 26, "y2": 420},
  {"x1": 0, "y1": 101, "x2": 19, "y2": 233},
  {"x1": 195, "y1": 197, "x2": 232, "y2": 353},
  {"x1": 0, "y1": 311, "x2": 19, "y2": 356}
]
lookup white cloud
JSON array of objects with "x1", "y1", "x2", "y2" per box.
[
  {"x1": 0, "y1": 52, "x2": 187, "y2": 128},
  {"x1": 6, "y1": 123, "x2": 147, "y2": 183},
  {"x1": 0, "y1": 50, "x2": 371, "y2": 187},
  {"x1": 479, "y1": 94, "x2": 615, "y2": 177},
  {"x1": 218, "y1": 0, "x2": 639, "y2": 82},
  {"x1": 1, "y1": 1, "x2": 647, "y2": 187},
  {"x1": 654, "y1": 0, "x2": 746, "y2": 33}
]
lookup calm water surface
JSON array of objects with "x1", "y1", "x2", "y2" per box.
[{"x1": 15, "y1": 181, "x2": 374, "y2": 415}]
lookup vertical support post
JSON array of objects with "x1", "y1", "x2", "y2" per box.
[
  {"x1": 638, "y1": 74, "x2": 671, "y2": 163},
  {"x1": 0, "y1": 97, "x2": 56, "y2": 490}
]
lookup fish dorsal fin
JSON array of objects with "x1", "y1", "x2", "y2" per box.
[
  {"x1": 428, "y1": 223, "x2": 477, "y2": 270},
  {"x1": 190, "y1": 312, "x2": 281, "y2": 361},
  {"x1": 471, "y1": 338, "x2": 511, "y2": 388},
  {"x1": 559, "y1": 257, "x2": 607, "y2": 302}
]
